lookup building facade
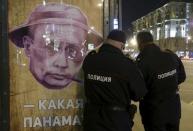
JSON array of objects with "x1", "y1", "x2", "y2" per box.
[{"x1": 132, "y1": 1, "x2": 193, "y2": 57}]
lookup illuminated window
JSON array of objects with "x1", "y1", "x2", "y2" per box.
[
  {"x1": 157, "y1": 27, "x2": 161, "y2": 40},
  {"x1": 113, "y1": 19, "x2": 118, "y2": 29},
  {"x1": 170, "y1": 28, "x2": 176, "y2": 37},
  {"x1": 165, "y1": 25, "x2": 170, "y2": 38},
  {"x1": 176, "y1": 26, "x2": 181, "y2": 37},
  {"x1": 150, "y1": 30, "x2": 153, "y2": 34},
  {"x1": 180, "y1": 24, "x2": 186, "y2": 37}
]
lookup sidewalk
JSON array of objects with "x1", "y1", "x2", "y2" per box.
[{"x1": 133, "y1": 101, "x2": 193, "y2": 131}]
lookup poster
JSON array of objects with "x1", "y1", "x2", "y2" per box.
[{"x1": 9, "y1": 0, "x2": 103, "y2": 130}]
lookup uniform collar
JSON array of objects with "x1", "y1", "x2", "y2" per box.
[
  {"x1": 140, "y1": 44, "x2": 160, "y2": 54},
  {"x1": 99, "y1": 43, "x2": 124, "y2": 55},
  {"x1": 137, "y1": 44, "x2": 160, "y2": 61}
]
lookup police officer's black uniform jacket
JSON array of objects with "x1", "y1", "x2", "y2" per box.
[
  {"x1": 82, "y1": 43, "x2": 147, "y2": 131},
  {"x1": 136, "y1": 44, "x2": 186, "y2": 126},
  {"x1": 166, "y1": 50, "x2": 186, "y2": 85}
]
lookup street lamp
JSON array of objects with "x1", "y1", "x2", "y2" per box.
[{"x1": 187, "y1": 36, "x2": 191, "y2": 40}]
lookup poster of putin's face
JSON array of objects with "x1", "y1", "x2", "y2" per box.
[
  {"x1": 9, "y1": 1, "x2": 103, "y2": 130},
  {"x1": 9, "y1": 3, "x2": 102, "y2": 89}
]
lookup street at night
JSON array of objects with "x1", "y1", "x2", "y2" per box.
[
  {"x1": 1, "y1": 0, "x2": 193, "y2": 130},
  {"x1": 180, "y1": 60, "x2": 193, "y2": 104}
]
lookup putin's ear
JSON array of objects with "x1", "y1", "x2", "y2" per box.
[{"x1": 23, "y1": 36, "x2": 33, "y2": 57}]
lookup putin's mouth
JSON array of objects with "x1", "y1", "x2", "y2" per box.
[
  {"x1": 39, "y1": 73, "x2": 83, "y2": 89},
  {"x1": 52, "y1": 75, "x2": 66, "y2": 80},
  {"x1": 47, "y1": 74, "x2": 71, "y2": 80}
]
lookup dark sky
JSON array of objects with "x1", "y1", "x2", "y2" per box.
[{"x1": 122, "y1": 0, "x2": 169, "y2": 30}]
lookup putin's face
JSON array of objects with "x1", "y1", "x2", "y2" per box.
[{"x1": 23, "y1": 24, "x2": 87, "y2": 89}]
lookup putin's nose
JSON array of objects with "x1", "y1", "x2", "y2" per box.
[{"x1": 53, "y1": 50, "x2": 68, "y2": 68}]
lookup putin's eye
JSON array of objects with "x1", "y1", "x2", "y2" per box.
[
  {"x1": 44, "y1": 39, "x2": 60, "y2": 56},
  {"x1": 66, "y1": 45, "x2": 78, "y2": 58},
  {"x1": 65, "y1": 44, "x2": 83, "y2": 62}
]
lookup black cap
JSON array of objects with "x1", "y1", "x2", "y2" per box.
[{"x1": 107, "y1": 29, "x2": 127, "y2": 44}]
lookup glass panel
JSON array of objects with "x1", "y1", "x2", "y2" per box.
[{"x1": 9, "y1": 0, "x2": 103, "y2": 130}]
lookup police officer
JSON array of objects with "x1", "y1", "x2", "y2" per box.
[
  {"x1": 136, "y1": 31, "x2": 186, "y2": 131},
  {"x1": 82, "y1": 29, "x2": 147, "y2": 131}
]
